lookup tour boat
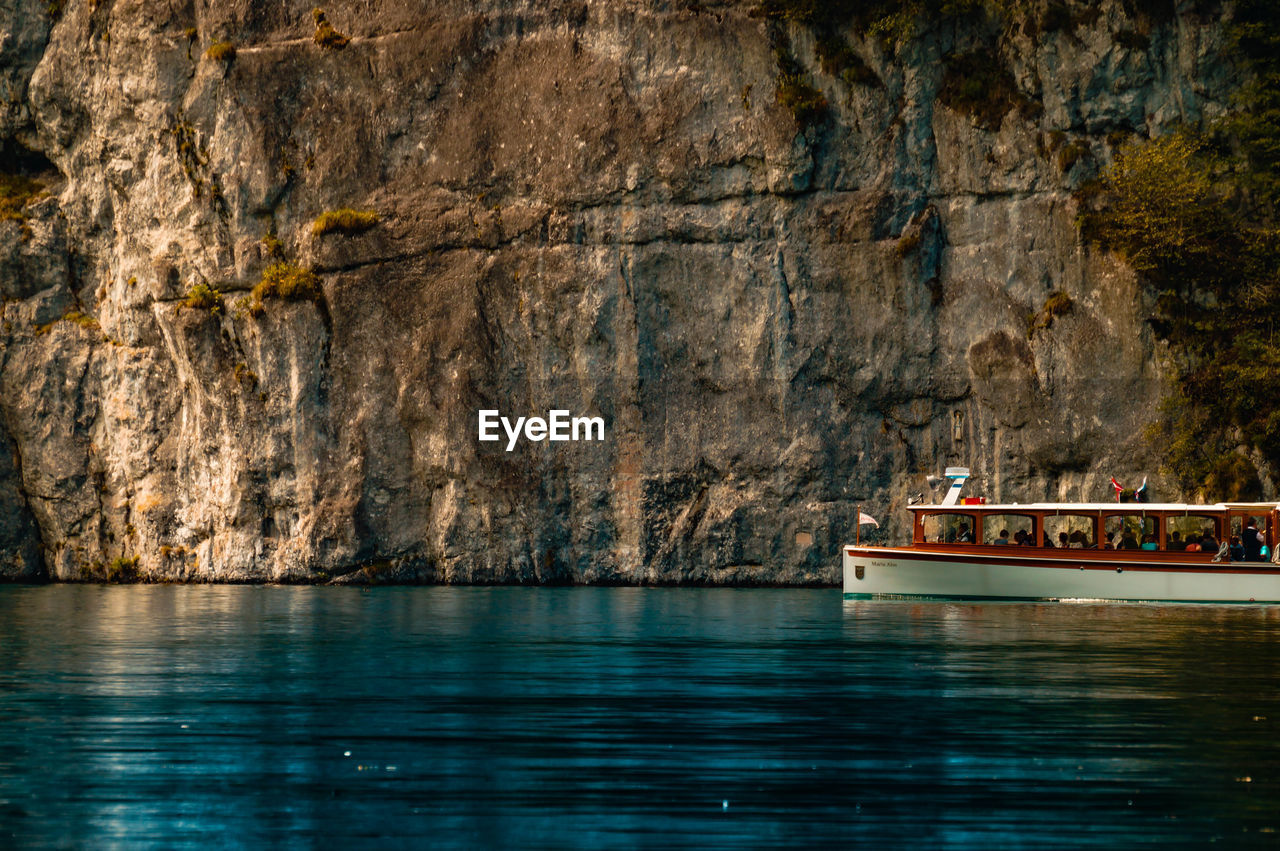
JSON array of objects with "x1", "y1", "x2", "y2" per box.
[{"x1": 844, "y1": 469, "x2": 1280, "y2": 603}]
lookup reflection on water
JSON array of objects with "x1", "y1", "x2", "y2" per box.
[{"x1": 2, "y1": 586, "x2": 1280, "y2": 847}]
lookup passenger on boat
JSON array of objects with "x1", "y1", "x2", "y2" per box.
[
  {"x1": 1167, "y1": 531, "x2": 1186, "y2": 552},
  {"x1": 1185, "y1": 535, "x2": 1201, "y2": 553},
  {"x1": 1243, "y1": 519, "x2": 1265, "y2": 561},
  {"x1": 1013, "y1": 530, "x2": 1027, "y2": 546},
  {"x1": 1019, "y1": 531, "x2": 1034, "y2": 546},
  {"x1": 1140, "y1": 534, "x2": 1158, "y2": 551},
  {"x1": 1230, "y1": 535, "x2": 1245, "y2": 561},
  {"x1": 957, "y1": 524, "x2": 973, "y2": 543},
  {"x1": 1067, "y1": 530, "x2": 1087, "y2": 548},
  {"x1": 994, "y1": 529, "x2": 1010, "y2": 545},
  {"x1": 1118, "y1": 531, "x2": 1140, "y2": 550},
  {"x1": 1201, "y1": 532, "x2": 1219, "y2": 553},
  {"x1": 1057, "y1": 532, "x2": 1070, "y2": 548}
]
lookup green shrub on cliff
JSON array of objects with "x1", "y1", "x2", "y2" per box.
[
  {"x1": 1078, "y1": 134, "x2": 1227, "y2": 276},
  {"x1": 774, "y1": 48, "x2": 827, "y2": 128},
  {"x1": 261, "y1": 229, "x2": 285, "y2": 259},
  {"x1": 1056, "y1": 139, "x2": 1090, "y2": 172},
  {"x1": 63, "y1": 311, "x2": 100, "y2": 330},
  {"x1": 1027, "y1": 291, "x2": 1073, "y2": 336},
  {"x1": 0, "y1": 172, "x2": 44, "y2": 241},
  {"x1": 183, "y1": 282, "x2": 222, "y2": 311},
  {"x1": 312, "y1": 208, "x2": 379, "y2": 237},
  {"x1": 105, "y1": 556, "x2": 139, "y2": 581},
  {"x1": 313, "y1": 9, "x2": 350, "y2": 50},
  {"x1": 205, "y1": 41, "x2": 236, "y2": 62},
  {"x1": 0, "y1": 173, "x2": 45, "y2": 226},
  {"x1": 250, "y1": 262, "x2": 322, "y2": 314},
  {"x1": 33, "y1": 309, "x2": 100, "y2": 336},
  {"x1": 777, "y1": 74, "x2": 828, "y2": 128}
]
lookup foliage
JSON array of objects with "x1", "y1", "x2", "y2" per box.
[
  {"x1": 1105, "y1": 129, "x2": 1130, "y2": 149},
  {"x1": 774, "y1": 48, "x2": 828, "y2": 129},
  {"x1": 0, "y1": 173, "x2": 45, "y2": 224},
  {"x1": 754, "y1": 1, "x2": 1086, "y2": 131},
  {"x1": 866, "y1": 10, "x2": 917, "y2": 50},
  {"x1": 1085, "y1": 131, "x2": 1280, "y2": 489},
  {"x1": 1055, "y1": 139, "x2": 1090, "y2": 172},
  {"x1": 312, "y1": 208, "x2": 379, "y2": 237},
  {"x1": 1078, "y1": 134, "x2": 1226, "y2": 276},
  {"x1": 1143, "y1": 389, "x2": 1263, "y2": 501},
  {"x1": 1037, "y1": 1, "x2": 1073, "y2": 33},
  {"x1": 250, "y1": 262, "x2": 322, "y2": 314},
  {"x1": 261, "y1": 229, "x2": 284, "y2": 259},
  {"x1": 204, "y1": 41, "x2": 236, "y2": 62},
  {"x1": 233, "y1": 362, "x2": 259, "y2": 387},
  {"x1": 895, "y1": 230, "x2": 921, "y2": 258},
  {"x1": 745, "y1": 0, "x2": 1174, "y2": 60},
  {"x1": 814, "y1": 31, "x2": 880, "y2": 88},
  {"x1": 749, "y1": 0, "x2": 1009, "y2": 51},
  {"x1": 105, "y1": 556, "x2": 139, "y2": 581},
  {"x1": 0, "y1": 174, "x2": 42, "y2": 241},
  {"x1": 313, "y1": 9, "x2": 350, "y2": 50},
  {"x1": 776, "y1": 74, "x2": 828, "y2": 128},
  {"x1": 34, "y1": 309, "x2": 99, "y2": 336},
  {"x1": 63, "y1": 311, "x2": 99, "y2": 330},
  {"x1": 938, "y1": 51, "x2": 1039, "y2": 131},
  {"x1": 1221, "y1": 0, "x2": 1280, "y2": 211},
  {"x1": 1027, "y1": 291, "x2": 1073, "y2": 335},
  {"x1": 1080, "y1": 2, "x2": 1280, "y2": 496},
  {"x1": 1121, "y1": 0, "x2": 1177, "y2": 24},
  {"x1": 182, "y1": 282, "x2": 222, "y2": 310},
  {"x1": 1115, "y1": 28, "x2": 1150, "y2": 51}
]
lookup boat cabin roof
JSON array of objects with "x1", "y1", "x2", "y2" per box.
[{"x1": 910, "y1": 502, "x2": 1280, "y2": 514}]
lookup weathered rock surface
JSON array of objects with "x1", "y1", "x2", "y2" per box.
[{"x1": 0, "y1": 1, "x2": 1238, "y2": 583}]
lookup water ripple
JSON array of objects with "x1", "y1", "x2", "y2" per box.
[{"x1": 1, "y1": 587, "x2": 1279, "y2": 847}]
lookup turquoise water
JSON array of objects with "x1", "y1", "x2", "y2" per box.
[{"x1": 1, "y1": 586, "x2": 1279, "y2": 848}]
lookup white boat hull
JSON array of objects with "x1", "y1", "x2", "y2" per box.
[{"x1": 843, "y1": 546, "x2": 1280, "y2": 603}]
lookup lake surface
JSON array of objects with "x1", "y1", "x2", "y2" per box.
[{"x1": 2, "y1": 586, "x2": 1279, "y2": 848}]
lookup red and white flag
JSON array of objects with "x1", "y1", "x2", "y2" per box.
[{"x1": 1109, "y1": 477, "x2": 1123, "y2": 502}]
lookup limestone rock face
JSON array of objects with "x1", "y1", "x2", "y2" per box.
[{"x1": 0, "y1": 1, "x2": 1234, "y2": 583}]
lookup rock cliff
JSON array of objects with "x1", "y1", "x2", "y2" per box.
[{"x1": 0, "y1": 0, "x2": 1236, "y2": 583}]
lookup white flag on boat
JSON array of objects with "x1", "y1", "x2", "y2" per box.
[{"x1": 858, "y1": 512, "x2": 879, "y2": 528}]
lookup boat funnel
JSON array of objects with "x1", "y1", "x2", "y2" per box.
[{"x1": 939, "y1": 467, "x2": 970, "y2": 506}]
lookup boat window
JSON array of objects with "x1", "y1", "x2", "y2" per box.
[
  {"x1": 1228, "y1": 514, "x2": 1270, "y2": 560},
  {"x1": 982, "y1": 514, "x2": 1036, "y2": 546},
  {"x1": 920, "y1": 513, "x2": 976, "y2": 544},
  {"x1": 1166, "y1": 515, "x2": 1221, "y2": 552},
  {"x1": 1104, "y1": 515, "x2": 1155, "y2": 550},
  {"x1": 1042, "y1": 514, "x2": 1097, "y2": 548}
]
